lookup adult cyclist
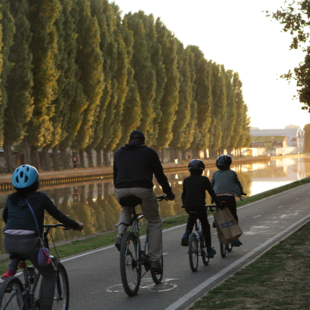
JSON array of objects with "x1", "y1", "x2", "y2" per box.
[{"x1": 113, "y1": 130, "x2": 175, "y2": 273}]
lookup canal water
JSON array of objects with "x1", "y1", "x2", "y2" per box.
[{"x1": 0, "y1": 157, "x2": 309, "y2": 254}]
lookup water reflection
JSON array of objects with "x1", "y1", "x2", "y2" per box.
[{"x1": 0, "y1": 157, "x2": 309, "y2": 254}]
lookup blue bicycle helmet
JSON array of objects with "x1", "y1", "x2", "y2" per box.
[
  {"x1": 216, "y1": 155, "x2": 232, "y2": 170},
  {"x1": 12, "y1": 165, "x2": 39, "y2": 188}
]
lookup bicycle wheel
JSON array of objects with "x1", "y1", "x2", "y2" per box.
[
  {"x1": 189, "y1": 233, "x2": 199, "y2": 272},
  {"x1": 0, "y1": 277, "x2": 24, "y2": 310},
  {"x1": 120, "y1": 232, "x2": 141, "y2": 296},
  {"x1": 200, "y1": 240, "x2": 209, "y2": 266},
  {"x1": 150, "y1": 255, "x2": 163, "y2": 284},
  {"x1": 220, "y1": 242, "x2": 227, "y2": 258},
  {"x1": 227, "y1": 243, "x2": 233, "y2": 252},
  {"x1": 39, "y1": 261, "x2": 70, "y2": 310}
]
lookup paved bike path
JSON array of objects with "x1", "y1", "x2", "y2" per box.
[{"x1": 62, "y1": 183, "x2": 310, "y2": 310}]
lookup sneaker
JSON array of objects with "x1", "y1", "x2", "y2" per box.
[
  {"x1": 212, "y1": 220, "x2": 216, "y2": 228},
  {"x1": 232, "y1": 239, "x2": 242, "y2": 247},
  {"x1": 181, "y1": 233, "x2": 189, "y2": 247},
  {"x1": 207, "y1": 247, "x2": 216, "y2": 258},
  {"x1": 115, "y1": 236, "x2": 122, "y2": 251},
  {"x1": 149, "y1": 259, "x2": 162, "y2": 274}
]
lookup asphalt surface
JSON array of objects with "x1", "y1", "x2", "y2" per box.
[{"x1": 62, "y1": 183, "x2": 310, "y2": 310}]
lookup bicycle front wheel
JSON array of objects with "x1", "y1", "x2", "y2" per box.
[
  {"x1": 39, "y1": 261, "x2": 70, "y2": 310},
  {"x1": 201, "y1": 241, "x2": 209, "y2": 266},
  {"x1": 120, "y1": 232, "x2": 141, "y2": 296},
  {"x1": 0, "y1": 277, "x2": 24, "y2": 310},
  {"x1": 189, "y1": 234, "x2": 199, "y2": 272}
]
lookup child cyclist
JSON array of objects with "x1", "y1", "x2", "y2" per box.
[
  {"x1": 2, "y1": 165, "x2": 84, "y2": 310},
  {"x1": 181, "y1": 159, "x2": 222, "y2": 258},
  {"x1": 211, "y1": 155, "x2": 246, "y2": 246}
]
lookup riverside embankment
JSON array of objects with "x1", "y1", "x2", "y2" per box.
[{"x1": 0, "y1": 153, "x2": 307, "y2": 191}]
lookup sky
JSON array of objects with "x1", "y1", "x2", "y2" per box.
[{"x1": 112, "y1": 0, "x2": 310, "y2": 130}]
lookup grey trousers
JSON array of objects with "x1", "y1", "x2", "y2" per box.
[
  {"x1": 4, "y1": 234, "x2": 56, "y2": 310},
  {"x1": 116, "y1": 187, "x2": 162, "y2": 260}
]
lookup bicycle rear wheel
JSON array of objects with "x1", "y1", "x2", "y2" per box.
[
  {"x1": 120, "y1": 232, "x2": 141, "y2": 296},
  {"x1": 150, "y1": 255, "x2": 163, "y2": 284},
  {"x1": 189, "y1": 234, "x2": 199, "y2": 272},
  {"x1": 220, "y1": 242, "x2": 227, "y2": 258},
  {"x1": 0, "y1": 277, "x2": 24, "y2": 310},
  {"x1": 39, "y1": 260, "x2": 70, "y2": 310},
  {"x1": 227, "y1": 243, "x2": 233, "y2": 252}
]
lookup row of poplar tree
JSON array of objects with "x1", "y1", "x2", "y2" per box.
[{"x1": 0, "y1": 0, "x2": 251, "y2": 173}]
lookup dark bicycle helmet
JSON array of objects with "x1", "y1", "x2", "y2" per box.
[
  {"x1": 188, "y1": 159, "x2": 205, "y2": 172},
  {"x1": 216, "y1": 155, "x2": 232, "y2": 170},
  {"x1": 12, "y1": 165, "x2": 39, "y2": 189}
]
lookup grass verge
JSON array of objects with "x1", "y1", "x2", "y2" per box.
[
  {"x1": 190, "y1": 219, "x2": 310, "y2": 310},
  {"x1": 1, "y1": 177, "x2": 310, "y2": 276}
]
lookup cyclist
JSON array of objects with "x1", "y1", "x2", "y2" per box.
[
  {"x1": 1, "y1": 165, "x2": 84, "y2": 310},
  {"x1": 181, "y1": 159, "x2": 222, "y2": 258},
  {"x1": 211, "y1": 154, "x2": 246, "y2": 246},
  {"x1": 113, "y1": 130, "x2": 175, "y2": 272}
]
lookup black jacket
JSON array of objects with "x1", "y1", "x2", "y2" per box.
[
  {"x1": 113, "y1": 142, "x2": 172, "y2": 195},
  {"x1": 2, "y1": 191, "x2": 80, "y2": 234},
  {"x1": 182, "y1": 175, "x2": 221, "y2": 210}
]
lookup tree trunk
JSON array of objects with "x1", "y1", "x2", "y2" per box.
[
  {"x1": 169, "y1": 147, "x2": 175, "y2": 162},
  {"x1": 60, "y1": 148, "x2": 70, "y2": 169},
  {"x1": 23, "y1": 136, "x2": 31, "y2": 164},
  {"x1": 4, "y1": 141, "x2": 13, "y2": 173},
  {"x1": 42, "y1": 146, "x2": 51, "y2": 171},
  {"x1": 103, "y1": 149, "x2": 109, "y2": 166},
  {"x1": 96, "y1": 149, "x2": 102, "y2": 167},
  {"x1": 79, "y1": 149, "x2": 85, "y2": 168},
  {"x1": 52, "y1": 145, "x2": 61, "y2": 171},
  {"x1": 87, "y1": 148, "x2": 94, "y2": 167},
  {"x1": 30, "y1": 148, "x2": 40, "y2": 170}
]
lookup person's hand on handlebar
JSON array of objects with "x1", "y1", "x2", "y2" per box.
[
  {"x1": 74, "y1": 222, "x2": 84, "y2": 231},
  {"x1": 166, "y1": 192, "x2": 175, "y2": 201}
]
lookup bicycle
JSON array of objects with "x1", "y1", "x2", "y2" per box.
[
  {"x1": 116, "y1": 194, "x2": 168, "y2": 296},
  {"x1": 0, "y1": 224, "x2": 70, "y2": 310},
  {"x1": 188, "y1": 205, "x2": 214, "y2": 272}
]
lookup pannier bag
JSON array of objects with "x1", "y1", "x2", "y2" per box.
[{"x1": 214, "y1": 208, "x2": 242, "y2": 244}]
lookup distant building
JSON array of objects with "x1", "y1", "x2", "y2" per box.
[{"x1": 249, "y1": 126, "x2": 304, "y2": 155}]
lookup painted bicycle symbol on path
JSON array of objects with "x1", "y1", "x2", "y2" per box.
[{"x1": 107, "y1": 278, "x2": 178, "y2": 293}]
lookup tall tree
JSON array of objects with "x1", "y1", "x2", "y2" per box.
[
  {"x1": 228, "y1": 72, "x2": 245, "y2": 151},
  {"x1": 89, "y1": 0, "x2": 116, "y2": 166},
  {"x1": 170, "y1": 44, "x2": 193, "y2": 160},
  {"x1": 155, "y1": 19, "x2": 179, "y2": 149},
  {"x1": 208, "y1": 63, "x2": 227, "y2": 157},
  {"x1": 116, "y1": 16, "x2": 142, "y2": 150},
  {"x1": 189, "y1": 46, "x2": 212, "y2": 155},
  {"x1": 58, "y1": 0, "x2": 87, "y2": 169},
  {"x1": 220, "y1": 69, "x2": 236, "y2": 154},
  {"x1": 126, "y1": 12, "x2": 156, "y2": 140},
  {"x1": 27, "y1": 0, "x2": 61, "y2": 169},
  {"x1": 74, "y1": 0, "x2": 104, "y2": 167},
  {"x1": 1, "y1": 0, "x2": 17, "y2": 171},
  {"x1": 236, "y1": 103, "x2": 251, "y2": 150}
]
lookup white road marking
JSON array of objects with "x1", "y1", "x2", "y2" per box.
[
  {"x1": 278, "y1": 206, "x2": 283, "y2": 208},
  {"x1": 61, "y1": 184, "x2": 310, "y2": 263},
  {"x1": 253, "y1": 215, "x2": 261, "y2": 219},
  {"x1": 164, "y1": 213, "x2": 310, "y2": 310},
  {"x1": 295, "y1": 198, "x2": 299, "y2": 200},
  {"x1": 163, "y1": 253, "x2": 168, "y2": 256}
]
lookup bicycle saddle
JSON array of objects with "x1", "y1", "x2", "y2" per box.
[
  {"x1": 119, "y1": 195, "x2": 142, "y2": 207},
  {"x1": 9, "y1": 254, "x2": 29, "y2": 261}
]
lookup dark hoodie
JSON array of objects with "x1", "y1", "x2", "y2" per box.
[
  {"x1": 113, "y1": 142, "x2": 172, "y2": 195},
  {"x1": 2, "y1": 191, "x2": 80, "y2": 234}
]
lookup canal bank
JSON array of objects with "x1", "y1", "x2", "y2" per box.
[{"x1": 0, "y1": 153, "x2": 308, "y2": 191}]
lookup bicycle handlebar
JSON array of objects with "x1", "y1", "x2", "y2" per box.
[{"x1": 157, "y1": 195, "x2": 168, "y2": 201}]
